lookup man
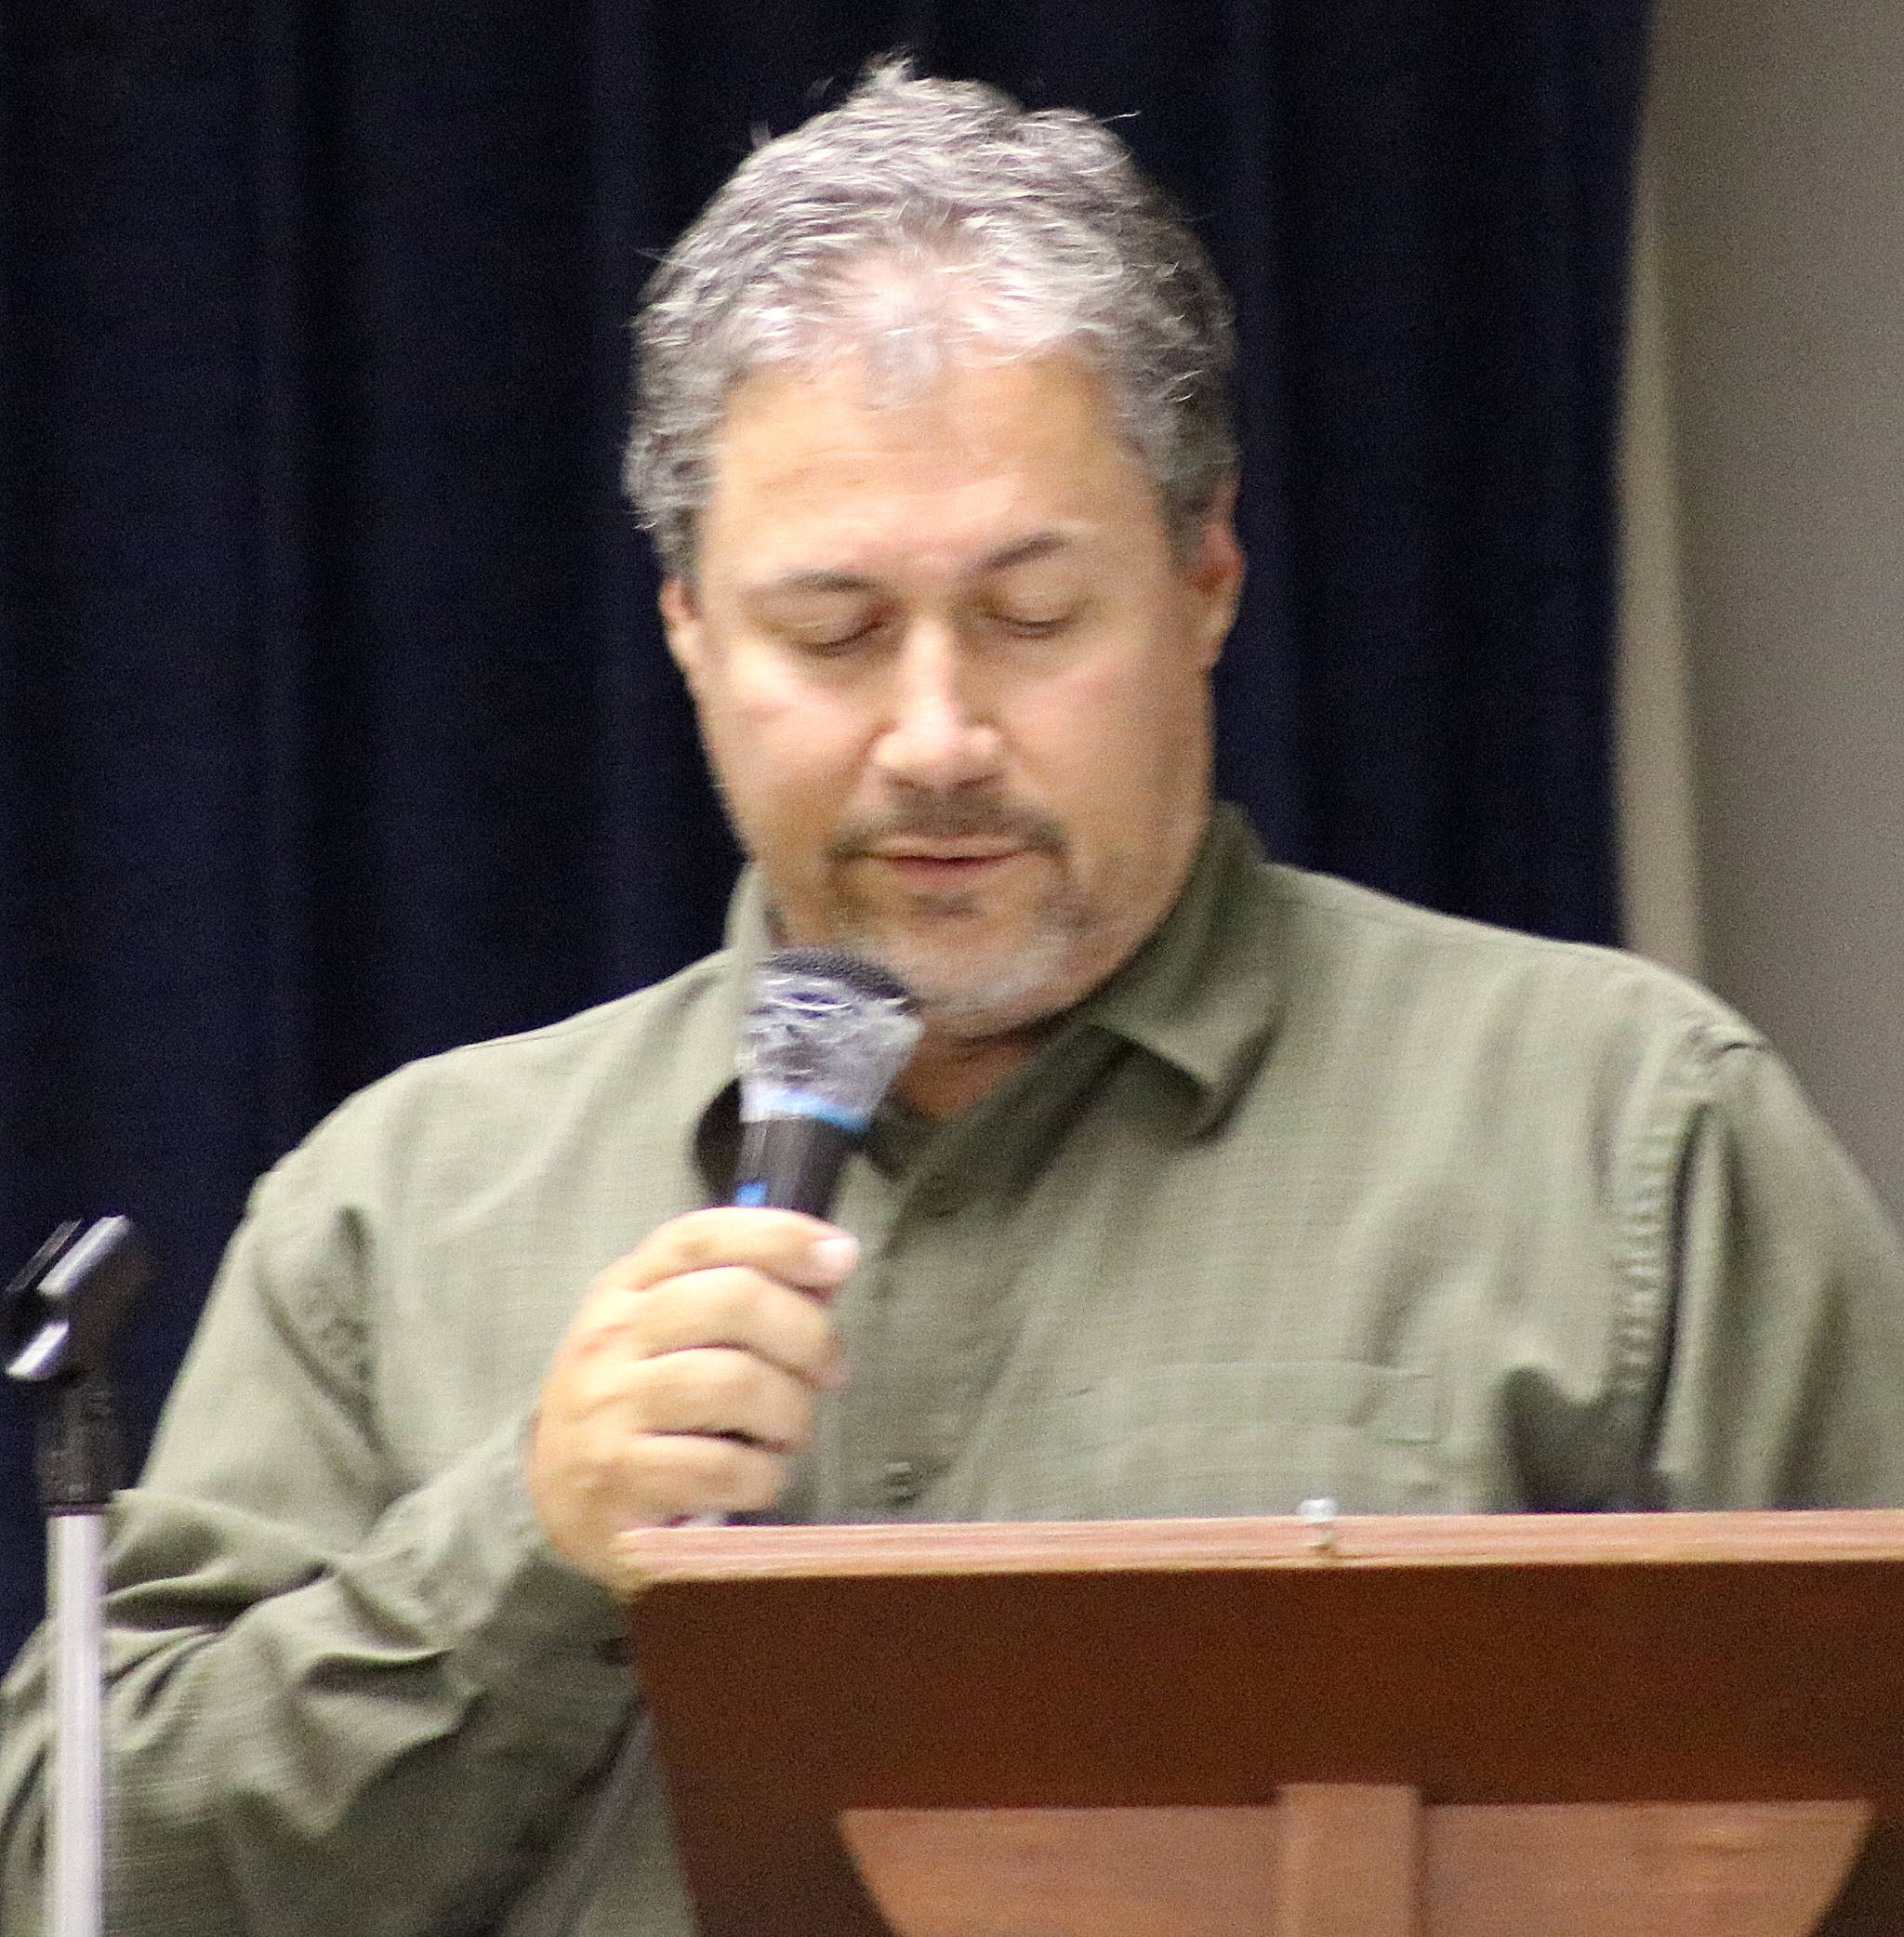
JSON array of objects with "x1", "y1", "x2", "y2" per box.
[{"x1": 6, "y1": 61, "x2": 1904, "y2": 1937}]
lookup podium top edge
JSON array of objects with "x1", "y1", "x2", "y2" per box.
[{"x1": 615, "y1": 1507, "x2": 1904, "y2": 1590}]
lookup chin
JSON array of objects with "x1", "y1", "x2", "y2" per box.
[{"x1": 841, "y1": 920, "x2": 1099, "y2": 1041}]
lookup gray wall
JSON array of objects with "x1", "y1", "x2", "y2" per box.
[{"x1": 1646, "y1": 0, "x2": 1904, "y2": 1222}]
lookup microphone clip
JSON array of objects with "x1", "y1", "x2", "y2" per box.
[{"x1": 5, "y1": 1217, "x2": 150, "y2": 1511}]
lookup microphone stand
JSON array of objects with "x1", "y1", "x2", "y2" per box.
[{"x1": 5, "y1": 1217, "x2": 151, "y2": 1937}]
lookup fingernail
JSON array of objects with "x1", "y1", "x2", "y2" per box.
[
  {"x1": 823, "y1": 1356, "x2": 853, "y2": 1390},
  {"x1": 808, "y1": 1233, "x2": 860, "y2": 1283}
]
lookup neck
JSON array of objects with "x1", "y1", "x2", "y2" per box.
[{"x1": 892, "y1": 1021, "x2": 1051, "y2": 1120}]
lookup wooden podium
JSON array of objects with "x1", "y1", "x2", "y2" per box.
[{"x1": 619, "y1": 1510, "x2": 1904, "y2": 1937}]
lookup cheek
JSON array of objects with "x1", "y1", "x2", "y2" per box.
[
  {"x1": 1025, "y1": 650, "x2": 1205, "y2": 819},
  {"x1": 697, "y1": 678, "x2": 866, "y2": 840}
]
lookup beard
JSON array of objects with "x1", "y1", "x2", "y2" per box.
[
  {"x1": 832, "y1": 892, "x2": 1091, "y2": 1038},
  {"x1": 818, "y1": 791, "x2": 1102, "y2": 1038}
]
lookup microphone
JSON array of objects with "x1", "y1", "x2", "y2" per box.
[{"x1": 733, "y1": 946, "x2": 920, "y2": 1215}]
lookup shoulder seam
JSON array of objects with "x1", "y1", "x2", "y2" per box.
[
  {"x1": 424, "y1": 951, "x2": 734, "y2": 1066},
  {"x1": 1264, "y1": 863, "x2": 1762, "y2": 1041}
]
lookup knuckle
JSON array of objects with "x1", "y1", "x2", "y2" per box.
[
  {"x1": 617, "y1": 1207, "x2": 733, "y2": 1288},
  {"x1": 663, "y1": 1208, "x2": 732, "y2": 1271}
]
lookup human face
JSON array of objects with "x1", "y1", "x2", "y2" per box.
[{"x1": 661, "y1": 351, "x2": 1242, "y2": 1047}]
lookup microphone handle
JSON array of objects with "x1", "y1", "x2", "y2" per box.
[{"x1": 734, "y1": 1115, "x2": 856, "y2": 1218}]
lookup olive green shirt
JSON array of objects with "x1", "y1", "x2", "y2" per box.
[{"x1": 7, "y1": 806, "x2": 1904, "y2": 1935}]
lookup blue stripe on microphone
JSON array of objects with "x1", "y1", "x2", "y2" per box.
[{"x1": 742, "y1": 1087, "x2": 872, "y2": 1133}]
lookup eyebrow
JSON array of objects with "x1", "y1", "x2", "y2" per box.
[
  {"x1": 752, "y1": 569, "x2": 879, "y2": 598},
  {"x1": 978, "y1": 531, "x2": 1072, "y2": 573},
  {"x1": 749, "y1": 531, "x2": 1079, "y2": 600}
]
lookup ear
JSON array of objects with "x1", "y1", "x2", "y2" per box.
[
  {"x1": 658, "y1": 575, "x2": 706, "y2": 695},
  {"x1": 1181, "y1": 480, "x2": 1245, "y2": 671}
]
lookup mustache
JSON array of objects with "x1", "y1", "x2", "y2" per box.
[{"x1": 826, "y1": 793, "x2": 1067, "y2": 860}]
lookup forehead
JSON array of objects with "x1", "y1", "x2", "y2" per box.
[{"x1": 696, "y1": 351, "x2": 1168, "y2": 584}]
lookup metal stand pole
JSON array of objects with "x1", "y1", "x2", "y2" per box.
[
  {"x1": 47, "y1": 1512, "x2": 105, "y2": 1937},
  {"x1": 5, "y1": 1217, "x2": 149, "y2": 1937}
]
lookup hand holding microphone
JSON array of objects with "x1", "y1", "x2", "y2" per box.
[{"x1": 527, "y1": 951, "x2": 917, "y2": 1588}]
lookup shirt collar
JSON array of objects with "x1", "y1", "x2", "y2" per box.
[
  {"x1": 1066, "y1": 801, "x2": 1286, "y2": 1134},
  {"x1": 695, "y1": 800, "x2": 1286, "y2": 1186}
]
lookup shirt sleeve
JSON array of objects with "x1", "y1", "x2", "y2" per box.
[
  {"x1": 1653, "y1": 1036, "x2": 1904, "y2": 1509},
  {"x1": 0, "y1": 1128, "x2": 635, "y2": 1937}
]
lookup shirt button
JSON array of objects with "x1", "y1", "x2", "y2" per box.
[
  {"x1": 914, "y1": 1177, "x2": 968, "y2": 1219},
  {"x1": 881, "y1": 1459, "x2": 923, "y2": 1508}
]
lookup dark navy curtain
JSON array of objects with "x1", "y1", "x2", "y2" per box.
[{"x1": 0, "y1": 2, "x2": 1647, "y2": 1658}]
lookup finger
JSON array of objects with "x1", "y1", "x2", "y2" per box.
[
  {"x1": 622, "y1": 1347, "x2": 817, "y2": 1454},
  {"x1": 527, "y1": 1384, "x2": 794, "y2": 1582},
  {"x1": 615, "y1": 1430, "x2": 787, "y2": 1522},
  {"x1": 606, "y1": 1207, "x2": 860, "y2": 1298},
  {"x1": 621, "y1": 1267, "x2": 846, "y2": 1388}
]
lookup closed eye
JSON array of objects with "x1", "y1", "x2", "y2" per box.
[
  {"x1": 785, "y1": 615, "x2": 892, "y2": 656},
  {"x1": 983, "y1": 604, "x2": 1083, "y2": 640},
  {"x1": 744, "y1": 571, "x2": 890, "y2": 657}
]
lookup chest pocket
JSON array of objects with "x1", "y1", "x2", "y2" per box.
[{"x1": 978, "y1": 1359, "x2": 1441, "y2": 1521}]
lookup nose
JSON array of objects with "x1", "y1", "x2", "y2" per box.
[{"x1": 869, "y1": 623, "x2": 1005, "y2": 791}]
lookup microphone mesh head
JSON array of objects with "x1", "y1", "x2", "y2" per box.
[
  {"x1": 759, "y1": 946, "x2": 912, "y2": 1006},
  {"x1": 737, "y1": 949, "x2": 921, "y2": 1127}
]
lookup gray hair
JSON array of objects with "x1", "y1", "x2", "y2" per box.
[{"x1": 624, "y1": 60, "x2": 1237, "y2": 577}]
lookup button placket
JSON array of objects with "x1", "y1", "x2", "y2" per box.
[
  {"x1": 861, "y1": 1167, "x2": 996, "y2": 1516},
  {"x1": 880, "y1": 1459, "x2": 923, "y2": 1508}
]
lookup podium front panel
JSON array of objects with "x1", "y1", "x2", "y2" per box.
[{"x1": 621, "y1": 1511, "x2": 1904, "y2": 1936}]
